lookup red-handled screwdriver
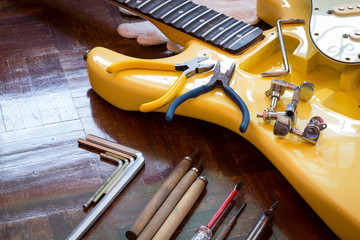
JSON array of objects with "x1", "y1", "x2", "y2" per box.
[{"x1": 191, "y1": 181, "x2": 243, "y2": 240}]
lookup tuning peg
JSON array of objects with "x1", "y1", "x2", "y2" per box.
[
  {"x1": 258, "y1": 79, "x2": 315, "y2": 123},
  {"x1": 265, "y1": 79, "x2": 314, "y2": 103},
  {"x1": 264, "y1": 78, "x2": 291, "y2": 112},
  {"x1": 273, "y1": 116, "x2": 327, "y2": 144},
  {"x1": 257, "y1": 110, "x2": 286, "y2": 122}
]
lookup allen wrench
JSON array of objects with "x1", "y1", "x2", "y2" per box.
[
  {"x1": 261, "y1": 19, "x2": 305, "y2": 77},
  {"x1": 66, "y1": 134, "x2": 145, "y2": 240}
]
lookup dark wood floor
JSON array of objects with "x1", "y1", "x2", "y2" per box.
[{"x1": 0, "y1": 0, "x2": 340, "y2": 239}]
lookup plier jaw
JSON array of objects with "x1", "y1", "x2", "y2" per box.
[
  {"x1": 138, "y1": 56, "x2": 214, "y2": 112},
  {"x1": 166, "y1": 61, "x2": 250, "y2": 133},
  {"x1": 206, "y1": 61, "x2": 236, "y2": 88},
  {"x1": 175, "y1": 56, "x2": 214, "y2": 78}
]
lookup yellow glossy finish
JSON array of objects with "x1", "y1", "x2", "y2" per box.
[
  {"x1": 105, "y1": 59, "x2": 189, "y2": 112},
  {"x1": 106, "y1": 60, "x2": 175, "y2": 73},
  {"x1": 86, "y1": 1, "x2": 360, "y2": 239},
  {"x1": 140, "y1": 73, "x2": 187, "y2": 112}
]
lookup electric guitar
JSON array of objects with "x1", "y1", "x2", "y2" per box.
[{"x1": 86, "y1": 0, "x2": 360, "y2": 239}]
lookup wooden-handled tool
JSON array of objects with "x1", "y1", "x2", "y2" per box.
[
  {"x1": 137, "y1": 167, "x2": 200, "y2": 240},
  {"x1": 152, "y1": 176, "x2": 208, "y2": 240},
  {"x1": 126, "y1": 149, "x2": 199, "y2": 240}
]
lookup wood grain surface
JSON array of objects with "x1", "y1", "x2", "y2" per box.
[{"x1": 0, "y1": 0, "x2": 340, "y2": 239}]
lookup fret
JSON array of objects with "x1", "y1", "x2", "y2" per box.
[
  {"x1": 182, "y1": 9, "x2": 212, "y2": 28},
  {"x1": 228, "y1": 28, "x2": 260, "y2": 49},
  {"x1": 171, "y1": 4, "x2": 201, "y2": 24},
  {"x1": 150, "y1": 0, "x2": 183, "y2": 18},
  {"x1": 191, "y1": 12, "x2": 222, "y2": 33},
  {"x1": 159, "y1": 1, "x2": 198, "y2": 23},
  {"x1": 149, "y1": 0, "x2": 172, "y2": 14},
  {"x1": 136, "y1": 0, "x2": 152, "y2": 9},
  {"x1": 219, "y1": 24, "x2": 250, "y2": 46},
  {"x1": 210, "y1": 21, "x2": 242, "y2": 42},
  {"x1": 125, "y1": 0, "x2": 140, "y2": 8},
  {"x1": 201, "y1": 16, "x2": 232, "y2": 38},
  {"x1": 109, "y1": 0, "x2": 263, "y2": 54},
  {"x1": 160, "y1": 0, "x2": 190, "y2": 19}
]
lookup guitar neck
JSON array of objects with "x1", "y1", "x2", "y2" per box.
[{"x1": 109, "y1": 0, "x2": 263, "y2": 54}]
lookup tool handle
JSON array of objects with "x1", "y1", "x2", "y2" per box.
[
  {"x1": 154, "y1": 177, "x2": 208, "y2": 240},
  {"x1": 106, "y1": 60, "x2": 175, "y2": 73},
  {"x1": 215, "y1": 225, "x2": 231, "y2": 240},
  {"x1": 246, "y1": 213, "x2": 273, "y2": 240},
  {"x1": 223, "y1": 86, "x2": 249, "y2": 133},
  {"x1": 137, "y1": 169, "x2": 199, "y2": 240},
  {"x1": 140, "y1": 74, "x2": 187, "y2": 112},
  {"x1": 206, "y1": 189, "x2": 238, "y2": 229},
  {"x1": 126, "y1": 158, "x2": 192, "y2": 240},
  {"x1": 191, "y1": 225, "x2": 212, "y2": 240},
  {"x1": 165, "y1": 85, "x2": 214, "y2": 122}
]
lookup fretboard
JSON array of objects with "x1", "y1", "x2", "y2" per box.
[{"x1": 108, "y1": 0, "x2": 263, "y2": 54}]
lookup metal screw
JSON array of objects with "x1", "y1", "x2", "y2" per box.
[
  {"x1": 348, "y1": 6, "x2": 354, "y2": 10},
  {"x1": 343, "y1": 34, "x2": 349, "y2": 38},
  {"x1": 339, "y1": 7, "x2": 345, "y2": 11},
  {"x1": 327, "y1": 10, "x2": 333, "y2": 14}
]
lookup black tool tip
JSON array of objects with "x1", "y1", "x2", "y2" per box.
[
  {"x1": 271, "y1": 201, "x2": 279, "y2": 210},
  {"x1": 234, "y1": 181, "x2": 243, "y2": 191}
]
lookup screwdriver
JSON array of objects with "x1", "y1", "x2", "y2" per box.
[
  {"x1": 246, "y1": 201, "x2": 279, "y2": 240},
  {"x1": 216, "y1": 202, "x2": 246, "y2": 240},
  {"x1": 191, "y1": 181, "x2": 243, "y2": 240}
]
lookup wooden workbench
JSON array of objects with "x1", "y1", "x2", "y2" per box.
[{"x1": 0, "y1": 0, "x2": 340, "y2": 239}]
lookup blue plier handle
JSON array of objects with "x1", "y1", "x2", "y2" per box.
[{"x1": 165, "y1": 62, "x2": 250, "y2": 133}]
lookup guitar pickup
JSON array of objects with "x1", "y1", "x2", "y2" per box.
[
  {"x1": 333, "y1": 3, "x2": 360, "y2": 16},
  {"x1": 350, "y1": 30, "x2": 360, "y2": 42}
]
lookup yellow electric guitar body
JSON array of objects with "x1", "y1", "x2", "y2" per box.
[{"x1": 86, "y1": 0, "x2": 360, "y2": 239}]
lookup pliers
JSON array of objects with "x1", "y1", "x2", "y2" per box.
[
  {"x1": 165, "y1": 61, "x2": 250, "y2": 133},
  {"x1": 106, "y1": 57, "x2": 214, "y2": 112}
]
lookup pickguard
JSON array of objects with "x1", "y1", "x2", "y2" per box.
[{"x1": 310, "y1": 0, "x2": 360, "y2": 64}]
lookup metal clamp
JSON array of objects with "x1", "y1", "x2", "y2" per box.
[
  {"x1": 261, "y1": 19, "x2": 305, "y2": 77},
  {"x1": 273, "y1": 116, "x2": 327, "y2": 144}
]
